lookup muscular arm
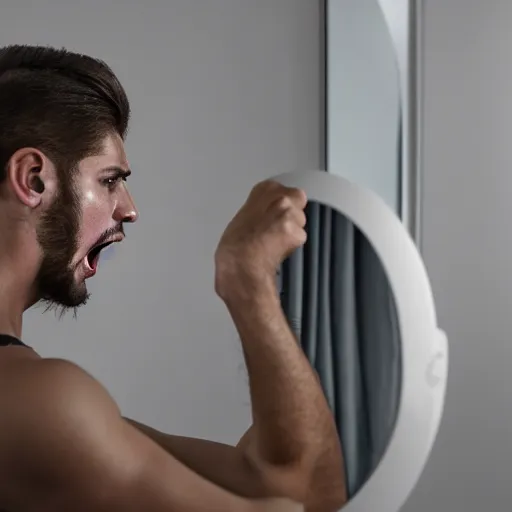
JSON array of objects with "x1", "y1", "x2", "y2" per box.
[
  {"x1": 124, "y1": 277, "x2": 347, "y2": 512},
  {"x1": 221, "y1": 276, "x2": 347, "y2": 511},
  {"x1": 0, "y1": 358, "x2": 302, "y2": 512},
  {"x1": 126, "y1": 419, "x2": 345, "y2": 512}
]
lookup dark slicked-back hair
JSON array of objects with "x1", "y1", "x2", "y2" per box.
[{"x1": 0, "y1": 44, "x2": 130, "y2": 182}]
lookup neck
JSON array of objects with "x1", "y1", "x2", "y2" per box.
[
  {"x1": 0, "y1": 300, "x2": 24, "y2": 339},
  {"x1": 0, "y1": 244, "x2": 39, "y2": 340}
]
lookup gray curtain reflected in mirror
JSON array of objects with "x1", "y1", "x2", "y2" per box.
[
  {"x1": 303, "y1": 0, "x2": 405, "y2": 499},
  {"x1": 279, "y1": 202, "x2": 401, "y2": 499}
]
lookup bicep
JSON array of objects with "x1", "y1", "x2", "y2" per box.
[
  {"x1": 125, "y1": 419, "x2": 272, "y2": 499},
  {"x1": 0, "y1": 359, "x2": 273, "y2": 512}
]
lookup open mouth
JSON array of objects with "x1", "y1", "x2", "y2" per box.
[{"x1": 85, "y1": 240, "x2": 115, "y2": 272}]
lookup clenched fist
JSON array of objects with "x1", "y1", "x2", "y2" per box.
[{"x1": 215, "y1": 179, "x2": 307, "y2": 300}]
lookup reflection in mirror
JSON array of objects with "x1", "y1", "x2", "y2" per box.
[
  {"x1": 279, "y1": 200, "x2": 402, "y2": 502},
  {"x1": 327, "y1": 0, "x2": 402, "y2": 215}
]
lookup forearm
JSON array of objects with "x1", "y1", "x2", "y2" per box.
[
  {"x1": 222, "y1": 275, "x2": 345, "y2": 505},
  {"x1": 213, "y1": 178, "x2": 346, "y2": 510}
]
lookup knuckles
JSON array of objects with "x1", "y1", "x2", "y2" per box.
[
  {"x1": 280, "y1": 215, "x2": 307, "y2": 246},
  {"x1": 276, "y1": 195, "x2": 293, "y2": 211},
  {"x1": 220, "y1": 180, "x2": 308, "y2": 268},
  {"x1": 252, "y1": 180, "x2": 307, "y2": 209},
  {"x1": 281, "y1": 216, "x2": 296, "y2": 235}
]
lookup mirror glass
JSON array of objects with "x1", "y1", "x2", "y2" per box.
[
  {"x1": 327, "y1": 0, "x2": 402, "y2": 215},
  {"x1": 279, "y1": 200, "x2": 402, "y2": 503}
]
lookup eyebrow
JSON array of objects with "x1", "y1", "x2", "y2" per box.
[{"x1": 101, "y1": 166, "x2": 132, "y2": 178}]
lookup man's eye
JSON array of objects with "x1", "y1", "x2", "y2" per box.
[{"x1": 104, "y1": 176, "x2": 127, "y2": 189}]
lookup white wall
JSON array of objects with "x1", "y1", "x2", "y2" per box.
[
  {"x1": 2, "y1": 0, "x2": 322, "y2": 445},
  {"x1": 404, "y1": 1, "x2": 512, "y2": 510}
]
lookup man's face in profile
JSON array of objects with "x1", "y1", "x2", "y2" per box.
[{"x1": 35, "y1": 133, "x2": 139, "y2": 312}]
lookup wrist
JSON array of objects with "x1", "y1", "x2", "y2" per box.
[{"x1": 217, "y1": 268, "x2": 280, "y2": 308}]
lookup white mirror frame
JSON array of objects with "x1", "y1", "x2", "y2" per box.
[{"x1": 272, "y1": 170, "x2": 448, "y2": 512}]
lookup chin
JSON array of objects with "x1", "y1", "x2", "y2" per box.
[
  {"x1": 71, "y1": 278, "x2": 90, "y2": 305},
  {"x1": 39, "y1": 279, "x2": 90, "y2": 313}
]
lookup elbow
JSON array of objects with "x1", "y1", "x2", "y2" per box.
[
  {"x1": 242, "y1": 452, "x2": 314, "y2": 504},
  {"x1": 304, "y1": 473, "x2": 348, "y2": 512},
  {"x1": 244, "y1": 454, "x2": 348, "y2": 512},
  {"x1": 310, "y1": 487, "x2": 348, "y2": 512},
  {"x1": 278, "y1": 463, "x2": 348, "y2": 512},
  {"x1": 240, "y1": 433, "x2": 346, "y2": 509},
  {"x1": 303, "y1": 453, "x2": 348, "y2": 511},
  {"x1": 308, "y1": 498, "x2": 348, "y2": 512}
]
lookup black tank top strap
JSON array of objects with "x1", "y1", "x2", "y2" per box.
[{"x1": 0, "y1": 334, "x2": 30, "y2": 348}]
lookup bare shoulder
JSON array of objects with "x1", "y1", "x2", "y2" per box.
[
  {"x1": 0, "y1": 354, "x2": 116, "y2": 402},
  {"x1": 0, "y1": 357, "x2": 131, "y2": 510},
  {"x1": 0, "y1": 356, "x2": 121, "y2": 433},
  {"x1": 0, "y1": 355, "x2": 120, "y2": 414}
]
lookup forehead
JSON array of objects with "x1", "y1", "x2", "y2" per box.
[{"x1": 78, "y1": 133, "x2": 129, "y2": 175}]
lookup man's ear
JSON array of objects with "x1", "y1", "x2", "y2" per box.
[{"x1": 6, "y1": 148, "x2": 52, "y2": 208}]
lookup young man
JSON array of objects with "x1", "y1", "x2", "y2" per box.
[{"x1": 0, "y1": 45, "x2": 346, "y2": 512}]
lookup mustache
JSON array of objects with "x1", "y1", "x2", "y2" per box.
[{"x1": 92, "y1": 224, "x2": 125, "y2": 249}]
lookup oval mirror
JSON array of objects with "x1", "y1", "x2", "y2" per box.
[{"x1": 272, "y1": 169, "x2": 448, "y2": 512}]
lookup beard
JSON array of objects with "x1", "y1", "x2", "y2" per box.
[{"x1": 34, "y1": 172, "x2": 87, "y2": 317}]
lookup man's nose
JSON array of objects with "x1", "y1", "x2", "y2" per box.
[{"x1": 114, "y1": 186, "x2": 139, "y2": 223}]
